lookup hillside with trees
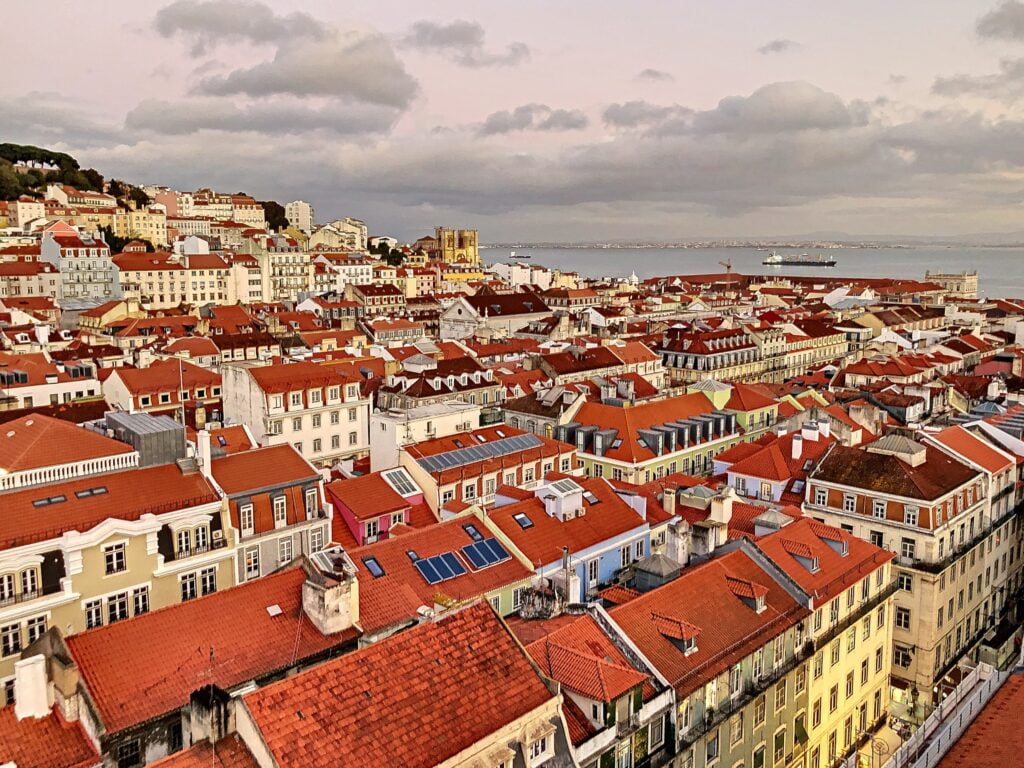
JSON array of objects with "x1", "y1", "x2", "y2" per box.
[{"x1": 0, "y1": 143, "x2": 105, "y2": 200}]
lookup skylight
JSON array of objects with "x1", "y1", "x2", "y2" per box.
[
  {"x1": 513, "y1": 512, "x2": 534, "y2": 529},
  {"x1": 32, "y1": 495, "x2": 67, "y2": 508},
  {"x1": 382, "y1": 468, "x2": 419, "y2": 497},
  {"x1": 362, "y1": 557, "x2": 385, "y2": 578},
  {"x1": 463, "y1": 523, "x2": 484, "y2": 542},
  {"x1": 74, "y1": 487, "x2": 108, "y2": 499}
]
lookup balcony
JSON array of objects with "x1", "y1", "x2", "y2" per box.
[
  {"x1": 0, "y1": 589, "x2": 41, "y2": 608},
  {"x1": 813, "y1": 580, "x2": 898, "y2": 649},
  {"x1": 173, "y1": 538, "x2": 228, "y2": 560},
  {"x1": 898, "y1": 503, "x2": 1022, "y2": 574}
]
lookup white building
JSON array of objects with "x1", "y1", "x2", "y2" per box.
[
  {"x1": 369, "y1": 400, "x2": 482, "y2": 473},
  {"x1": 40, "y1": 221, "x2": 118, "y2": 300},
  {"x1": 221, "y1": 360, "x2": 371, "y2": 470},
  {"x1": 285, "y1": 200, "x2": 315, "y2": 234},
  {"x1": 309, "y1": 218, "x2": 368, "y2": 252}
]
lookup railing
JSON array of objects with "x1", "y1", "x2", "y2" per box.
[
  {"x1": 813, "y1": 580, "x2": 899, "y2": 650},
  {"x1": 173, "y1": 538, "x2": 228, "y2": 560},
  {"x1": 881, "y1": 663, "x2": 1009, "y2": 768},
  {"x1": 0, "y1": 589, "x2": 41, "y2": 608},
  {"x1": 896, "y1": 503, "x2": 1021, "y2": 574}
]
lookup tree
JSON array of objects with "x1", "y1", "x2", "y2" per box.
[
  {"x1": 128, "y1": 187, "x2": 150, "y2": 210},
  {"x1": 0, "y1": 162, "x2": 20, "y2": 200},
  {"x1": 81, "y1": 168, "x2": 104, "y2": 191},
  {"x1": 260, "y1": 200, "x2": 288, "y2": 231},
  {"x1": 98, "y1": 225, "x2": 154, "y2": 253},
  {"x1": 108, "y1": 179, "x2": 126, "y2": 198}
]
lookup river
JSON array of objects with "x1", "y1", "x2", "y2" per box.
[{"x1": 483, "y1": 246, "x2": 1024, "y2": 298}]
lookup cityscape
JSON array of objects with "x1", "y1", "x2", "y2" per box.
[{"x1": 2, "y1": 2, "x2": 1024, "y2": 768}]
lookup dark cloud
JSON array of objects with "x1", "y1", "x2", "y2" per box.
[
  {"x1": 889, "y1": 74, "x2": 907, "y2": 85},
  {"x1": 403, "y1": 19, "x2": 529, "y2": 67},
  {"x1": 977, "y1": 1, "x2": 1024, "y2": 41},
  {"x1": 690, "y1": 82, "x2": 870, "y2": 135},
  {"x1": 933, "y1": 57, "x2": 1024, "y2": 101},
  {"x1": 125, "y1": 98, "x2": 400, "y2": 136},
  {"x1": 0, "y1": 92, "x2": 124, "y2": 148},
  {"x1": 758, "y1": 39, "x2": 800, "y2": 55},
  {"x1": 195, "y1": 32, "x2": 419, "y2": 107},
  {"x1": 636, "y1": 68, "x2": 674, "y2": 82},
  {"x1": 478, "y1": 104, "x2": 587, "y2": 135},
  {"x1": 154, "y1": 0, "x2": 326, "y2": 55}
]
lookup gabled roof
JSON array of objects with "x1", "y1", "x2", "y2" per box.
[
  {"x1": 326, "y1": 473, "x2": 408, "y2": 521},
  {"x1": 929, "y1": 425, "x2": 1014, "y2": 475},
  {"x1": 241, "y1": 602, "x2": 555, "y2": 768},
  {"x1": 525, "y1": 613, "x2": 649, "y2": 702},
  {"x1": 0, "y1": 705, "x2": 98, "y2": 768},
  {"x1": 149, "y1": 735, "x2": 257, "y2": 768},
  {"x1": 610, "y1": 547, "x2": 808, "y2": 694},
  {"x1": 67, "y1": 567, "x2": 357, "y2": 735},
  {"x1": 210, "y1": 444, "x2": 318, "y2": 495},
  {"x1": 0, "y1": 414, "x2": 133, "y2": 474}
]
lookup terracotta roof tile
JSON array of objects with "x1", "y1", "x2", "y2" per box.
[
  {"x1": 242, "y1": 602, "x2": 554, "y2": 768},
  {"x1": 149, "y1": 736, "x2": 257, "y2": 768},
  {"x1": 67, "y1": 567, "x2": 357, "y2": 735},
  {"x1": 0, "y1": 414, "x2": 133, "y2": 474},
  {"x1": 0, "y1": 706, "x2": 98, "y2": 768}
]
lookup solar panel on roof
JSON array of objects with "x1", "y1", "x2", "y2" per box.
[
  {"x1": 440, "y1": 552, "x2": 466, "y2": 576},
  {"x1": 382, "y1": 468, "x2": 419, "y2": 496},
  {"x1": 414, "y1": 559, "x2": 442, "y2": 585},
  {"x1": 461, "y1": 543, "x2": 489, "y2": 569},
  {"x1": 482, "y1": 538, "x2": 510, "y2": 563},
  {"x1": 415, "y1": 434, "x2": 544, "y2": 474},
  {"x1": 431, "y1": 554, "x2": 454, "y2": 579}
]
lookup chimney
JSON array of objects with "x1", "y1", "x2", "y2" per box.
[
  {"x1": 301, "y1": 570, "x2": 359, "y2": 635},
  {"x1": 197, "y1": 428, "x2": 212, "y2": 477},
  {"x1": 14, "y1": 655, "x2": 50, "y2": 720},
  {"x1": 662, "y1": 487, "x2": 677, "y2": 517},
  {"x1": 801, "y1": 421, "x2": 819, "y2": 442},
  {"x1": 791, "y1": 434, "x2": 804, "y2": 461},
  {"x1": 818, "y1": 417, "x2": 831, "y2": 439},
  {"x1": 709, "y1": 487, "x2": 735, "y2": 526}
]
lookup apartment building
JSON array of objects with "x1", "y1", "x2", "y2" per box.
[
  {"x1": 369, "y1": 400, "x2": 482, "y2": 472},
  {"x1": 39, "y1": 221, "x2": 117, "y2": 300},
  {"x1": 285, "y1": 199, "x2": 315, "y2": 233},
  {"x1": 757, "y1": 518, "x2": 896, "y2": 768},
  {"x1": 209, "y1": 444, "x2": 331, "y2": 583},
  {"x1": 221, "y1": 360, "x2": 370, "y2": 468},
  {"x1": 806, "y1": 433, "x2": 1023, "y2": 709}
]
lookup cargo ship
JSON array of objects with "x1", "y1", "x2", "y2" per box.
[{"x1": 763, "y1": 251, "x2": 837, "y2": 267}]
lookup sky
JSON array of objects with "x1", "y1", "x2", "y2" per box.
[{"x1": 5, "y1": 0, "x2": 1024, "y2": 242}]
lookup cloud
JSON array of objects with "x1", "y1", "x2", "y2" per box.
[
  {"x1": 195, "y1": 31, "x2": 418, "y2": 107},
  {"x1": 403, "y1": 19, "x2": 530, "y2": 67},
  {"x1": 478, "y1": 104, "x2": 588, "y2": 135},
  {"x1": 933, "y1": 57, "x2": 1024, "y2": 101},
  {"x1": 758, "y1": 39, "x2": 800, "y2": 55},
  {"x1": 889, "y1": 74, "x2": 908, "y2": 85},
  {"x1": 0, "y1": 92, "x2": 124, "y2": 148},
  {"x1": 154, "y1": 0, "x2": 326, "y2": 55},
  {"x1": 689, "y1": 82, "x2": 870, "y2": 135},
  {"x1": 603, "y1": 101, "x2": 692, "y2": 129},
  {"x1": 125, "y1": 98, "x2": 401, "y2": 136},
  {"x1": 636, "y1": 68, "x2": 674, "y2": 82},
  {"x1": 977, "y1": 1, "x2": 1024, "y2": 41}
]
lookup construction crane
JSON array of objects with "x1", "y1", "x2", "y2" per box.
[{"x1": 719, "y1": 259, "x2": 733, "y2": 275}]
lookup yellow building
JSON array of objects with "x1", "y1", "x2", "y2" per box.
[{"x1": 434, "y1": 226, "x2": 480, "y2": 265}]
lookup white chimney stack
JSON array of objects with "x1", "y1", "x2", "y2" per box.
[
  {"x1": 14, "y1": 655, "x2": 50, "y2": 720},
  {"x1": 819, "y1": 418, "x2": 831, "y2": 439},
  {"x1": 791, "y1": 434, "x2": 804, "y2": 461},
  {"x1": 801, "y1": 422, "x2": 820, "y2": 442}
]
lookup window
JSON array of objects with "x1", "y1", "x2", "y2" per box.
[
  {"x1": 845, "y1": 671, "x2": 854, "y2": 698},
  {"x1": 195, "y1": 526, "x2": 208, "y2": 551},
  {"x1": 108, "y1": 592, "x2": 129, "y2": 623},
  {"x1": 861, "y1": 658, "x2": 869, "y2": 686},
  {"x1": 830, "y1": 639, "x2": 840, "y2": 666},
  {"x1": 85, "y1": 599, "x2": 103, "y2": 629},
  {"x1": 897, "y1": 573, "x2": 913, "y2": 592},
  {"x1": 829, "y1": 685, "x2": 838, "y2": 713},
  {"x1": 348, "y1": 407, "x2": 357, "y2": 421},
  {"x1": 310, "y1": 527, "x2": 324, "y2": 552},
  {"x1": 133, "y1": 586, "x2": 149, "y2": 616},
  {"x1": 273, "y1": 496, "x2": 287, "y2": 527},
  {"x1": 869, "y1": 530, "x2": 883, "y2": 547},
  {"x1": 245, "y1": 548, "x2": 260, "y2": 580},
  {"x1": 330, "y1": 410, "x2": 340, "y2": 425},
  {"x1": 796, "y1": 665, "x2": 806, "y2": 694},
  {"x1": 774, "y1": 680, "x2": 786, "y2": 711},
  {"x1": 731, "y1": 711, "x2": 744, "y2": 745},
  {"x1": 895, "y1": 607, "x2": 911, "y2": 629},
  {"x1": 903, "y1": 506, "x2": 919, "y2": 526},
  {"x1": 774, "y1": 729, "x2": 786, "y2": 764},
  {"x1": 176, "y1": 528, "x2": 191, "y2": 557},
  {"x1": 754, "y1": 694, "x2": 766, "y2": 727},
  {"x1": 843, "y1": 494, "x2": 855, "y2": 513},
  {"x1": 900, "y1": 537, "x2": 916, "y2": 561},
  {"x1": 240, "y1": 504, "x2": 254, "y2": 536},
  {"x1": 200, "y1": 567, "x2": 217, "y2": 596},
  {"x1": 872, "y1": 499, "x2": 886, "y2": 518},
  {"x1": 894, "y1": 645, "x2": 912, "y2": 668},
  {"x1": 813, "y1": 651, "x2": 823, "y2": 679},
  {"x1": 706, "y1": 730, "x2": 719, "y2": 762},
  {"x1": 117, "y1": 740, "x2": 141, "y2": 768},
  {"x1": 104, "y1": 543, "x2": 126, "y2": 575},
  {"x1": 815, "y1": 487, "x2": 827, "y2": 505},
  {"x1": 312, "y1": 438, "x2": 322, "y2": 453},
  {"x1": 877, "y1": 604, "x2": 886, "y2": 628},
  {"x1": 1, "y1": 624, "x2": 20, "y2": 657},
  {"x1": 875, "y1": 646, "x2": 883, "y2": 672},
  {"x1": 812, "y1": 698, "x2": 821, "y2": 728},
  {"x1": 305, "y1": 489, "x2": 318, "y2": 519},
  {"x1": 635, "y1": 539, "x2": 645, "y2": 560},
  {"x1": 530, "y1": 735, "x2": 549, "y2": 762},
  {"x1": 292, "y1": 417, "x2": 302, "y2": 431},
  {"x1": 349, "y1": 431, "x2": 358, "y2": 446},
  {"x1": 650, "y1": 715, "x2": 665, "y2": 747},
  {"x1": 181, "y1": 573, "x2": 198, "y2": 602}
]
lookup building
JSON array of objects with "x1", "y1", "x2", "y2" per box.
[
  {"x1": 238, "y1": 602, "x2": 573, "y2": 768},
  {"x1": 209, "y1": 444, "x2": 332, "y2": 582},
  {"x1": 284, "y1": 200, "x2": 315, "y2": 234},
  {"x1": 369, "y1": 400, "x2": 482, "y2": 472},
  {"x1": 806, "y1": 433, "x2": 1023, "y2": 709},
  {"x1": 432, "y1": 226, "x2": 480, "y2": 265},
  {"x1": 378, "y1": 356, "x2": 504, "y2": 416},
  {"x1": 221, "y1": 360, "x2": 370, "y2": 468},
  {"x1": 39, "y1": 221, "x2": 117, "y2": 300},
  {"x1": 102, "y1": 360, "x2": 222, "y2": 427},
  {"x1": 0, "y1": 352, "x2": 100, "y2": 410},
  {"x1": 309, "y1": 217, "x2": 367, "y2": 252},
  {"x1": 400, "y1": 424, "x2": 578, "y2": 512},
  {"x1": 439, "y1": 292, "x2": 551, "y2": 339}
]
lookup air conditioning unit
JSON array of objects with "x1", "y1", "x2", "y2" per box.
[{"x1": 212, "y1": 530, "x2": 224, "y2": 542}]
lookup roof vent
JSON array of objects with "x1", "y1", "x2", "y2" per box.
[{"x1": 266, "y1": 604, "x2": 283, "y2": 617}]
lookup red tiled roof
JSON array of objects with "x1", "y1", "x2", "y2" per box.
[
  {"x1": 326, "y1": 473, "x2": 408, "y2": 521},
  {"x1": 0, "y1": 463, "x2": 218, "y2": 550},
  {"x1": 526, "y1": 613, "x2": 649, "y2": 702},
  {"x1": 930, "y1": 426, "x2": 1014, "y2": 475},
  {"x1": 242, "y1": 602, "x2": 554, "y2": 768},
  {"x1": 149, "y1": 736, "x2": 257, "y2": 768},
  {"x1": 67, "y1": 567, "x2": 357, "y2": 735},
  {"x1": 610, "y1": 548, "x2": 809, "y2": 694},
  {"x1": 0, "y1": 414, "x2": 132, "y2": 473},
  {"x1": 350, "y1": 519, "x2": 533, "y2": 633},
  {"x1": 0, "y1": 706, "x2": 98, "y2": 768},
  {"x1": 935, "y1": 673, "x2": 1024, "y2": 768},
  {"x1": 488, "y1": 478, "x2": 647, "y2": 567},
  {"x1": 210, "y1": 444, "x2": 318, "y2": 495}
]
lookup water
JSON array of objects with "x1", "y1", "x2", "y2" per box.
[{"x1": 484, "y1": 246, "x2": 1024, "y2": 298}]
